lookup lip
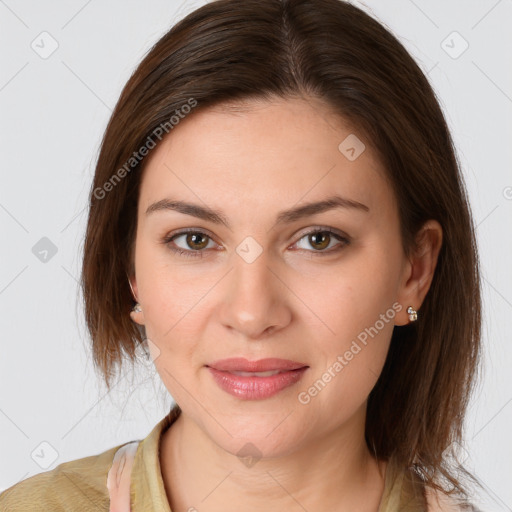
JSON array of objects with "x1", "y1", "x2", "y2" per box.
[
  {"x1": 206, "y1": 358, "x2": 309, "y2": 400},
  {"x1": 207, "y1": 357, "x2": 307, "y2": 372}
]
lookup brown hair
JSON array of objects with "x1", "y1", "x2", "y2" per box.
[{"x1": 80, "y1": 0, "x2": 482, "y2": 500}]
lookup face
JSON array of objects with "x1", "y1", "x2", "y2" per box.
[{"x1": 129, "y1": 96, "x2": 413, "y2": 458}]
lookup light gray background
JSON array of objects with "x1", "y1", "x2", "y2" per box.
[{"x1": 0, "y1": 0, "x2": 511, "y2": 509}]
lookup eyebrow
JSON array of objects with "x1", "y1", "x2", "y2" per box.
[{"x1": 145, "y1": 195, "x2": 370, "y2": 228}]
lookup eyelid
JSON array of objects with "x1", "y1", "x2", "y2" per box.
[
  {"x1": 164, "y1": 227, "x2": 220, "y2": 244},
  {"x1": 289, "y1": 226, "x2": 351, "y2": 253},
  {"x1": 162, "y1": 227, "x2": 222, "y2": 251},
  {"x1": 291, "y1": 225, "x2": 350, "y2": 243}
]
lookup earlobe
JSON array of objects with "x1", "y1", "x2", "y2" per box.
[
  {"x1": 130, "y1": 303, "x2": 146, "y2": 325},
  {"x1": 130, "y1": 305, "x2": 145, "y2": 325}
]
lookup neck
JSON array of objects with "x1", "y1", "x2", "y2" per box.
[{"x1": 160, "y1": 406, "x2": 387, "y2": 512}]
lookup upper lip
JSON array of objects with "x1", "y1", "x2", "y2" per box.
[{"x1": 207, "y1": 358, "x2": 308, "y2": 372}]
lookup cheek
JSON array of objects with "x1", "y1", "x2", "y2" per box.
[
  {"x1": 308, "y1": 243, "x2": 401, "y2": 345},
  {"x1": 135, "y1": 238, "x2": 204, "y2": 333},
  {"x1": 142, "y1": 274, "x2": 206, "y2": 404},
  {"x1": 136, "y1": 256, "x2": 222, "y2": 390},
  {"x1": 296, "y1": 240, "x2": 401, "y2": 406},
  {"x1": 298, "y1": 292, "x2": 396, "y2": 431}
]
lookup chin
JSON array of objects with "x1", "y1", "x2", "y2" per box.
[{"x1": 204, "y1": 413, "x2": 306, "y2": 458}]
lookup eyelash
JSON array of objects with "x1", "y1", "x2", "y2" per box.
[{"x1": 161, "y1": 227, "x2": 351, "y2": 259}]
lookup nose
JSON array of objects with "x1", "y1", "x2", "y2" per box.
[{"x1": 218, "y1": 250, "x2": 292, "y2": 339}]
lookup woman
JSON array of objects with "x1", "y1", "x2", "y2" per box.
[{"x1": 0, "y1": 0, "x2": 483, "y2": 510}]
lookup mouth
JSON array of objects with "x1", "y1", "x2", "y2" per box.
[
  {"x1": 207, "y1": 357, "x2": 307, "y2": 372},
  {"x1": 206, "y1": 358, "x2": 309, "y2": 400},
  {"x1": 225, "y1": 369, "x2": 289, "y2": 377}
]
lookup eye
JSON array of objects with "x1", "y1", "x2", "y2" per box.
[
  {"x1": 292, "y1": 228, "x2": 350, "y2": 255},
  {"x1": 162, "y1": 227, "x2": 350, "y2": 259},
  {"x1": 162, "y1": 229, "x2": 218, "y2": 258}
]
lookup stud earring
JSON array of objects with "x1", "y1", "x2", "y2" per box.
[{"x1": 407, "y1": 306, "x2": 418, "y2": 322}]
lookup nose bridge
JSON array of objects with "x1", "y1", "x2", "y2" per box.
[
  {"x1": 234, "y1": 248, "x2": 271, "y2": 299},
  {"x1": 220, "y1": 246, "x2": 289, "y2": 337}
]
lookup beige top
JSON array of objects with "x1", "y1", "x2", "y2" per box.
[{"x1": 0, "y1": 405, "x2": 428, "y2": 511}]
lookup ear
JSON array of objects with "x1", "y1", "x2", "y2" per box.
[
  {"x1": 394, "y1": 220, "x2": 443, "y2": 326},
  {"x1": 128, "y1": 273, "x2": 146, "y2": 326}
]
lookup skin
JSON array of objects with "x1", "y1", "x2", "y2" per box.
[{"x1": 129, "y1": 95, "x2": 443, "y2": 512}]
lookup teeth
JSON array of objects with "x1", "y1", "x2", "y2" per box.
[{"x1": 229, "y1": 370, "x2": 282, "y2": 377}]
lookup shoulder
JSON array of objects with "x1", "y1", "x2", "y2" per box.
[
  {"x1": 0, "y1": 442, "x2": 126, "y2": 512},
  {"x1": 425, "y1": 486, "x2": 481, "y2": 512}
]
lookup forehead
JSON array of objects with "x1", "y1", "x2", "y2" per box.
[{"x1": 138, "y1": 96, "x2": 394, "y2": 221}]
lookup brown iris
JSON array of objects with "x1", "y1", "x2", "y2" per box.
[
  {"x1": 308, "y1": 231, "x2": 331, "y2": 251},
  {"x1": 185, "y1": 232, "x2": 209, "y2": 250}
]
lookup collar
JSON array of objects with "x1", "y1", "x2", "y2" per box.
[{"x1": 131, "y1": 404, "x2": 181, "y2": 511}]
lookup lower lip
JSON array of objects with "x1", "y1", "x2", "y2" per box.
[{"x1": 207, "y1": 367, "x2": 308, "y2": 400}]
